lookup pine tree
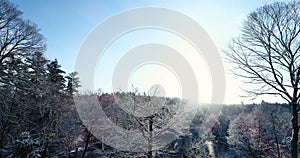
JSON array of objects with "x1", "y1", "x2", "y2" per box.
[
  {"x1": 47, "y1": 58, "x2": 66, "y2": 92},
  {"x1": 65, "y1": 71, "x2": 80, "y2": 95}
]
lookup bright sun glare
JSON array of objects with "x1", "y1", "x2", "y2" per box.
[{"x1": 95, "y1": 28, "x2": 212, "y2": 104}]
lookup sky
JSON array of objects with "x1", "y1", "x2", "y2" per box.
[{"x1": 8, "y1": 0, "x2": 286, "y2": 104}]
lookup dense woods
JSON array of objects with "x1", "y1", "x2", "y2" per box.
[{"x1": 0, "y1": 0, "x2": 299, "y2": 157}]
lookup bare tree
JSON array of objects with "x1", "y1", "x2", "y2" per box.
[
  {"x1": 226, "y1": 1, "x2": 300, "y2": 157},
  {"x1": 0, "y1": 0, "x2": 45, "y2": 70},
  {"x1": 106, "y1": 90, "x2": 183, "y2": 157}
]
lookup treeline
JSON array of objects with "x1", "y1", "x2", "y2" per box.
[
  {"x1": 75, "y1": 96, "x2": 292, "y2": 158},
  {"x1": 47, "y1": 92, "x2": 293, "y2": 158}
]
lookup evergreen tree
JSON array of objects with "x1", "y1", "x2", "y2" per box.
[
  {"x1": 65, "y1": 71, "x2": 80, "y2": 95},
  {"x1": 47, "y1": 58, "x2": 66, "y2": 91}
]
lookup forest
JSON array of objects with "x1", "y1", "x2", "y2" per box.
[{"x1": 0, "y1": 0, "x2": 300, "y2": 157}]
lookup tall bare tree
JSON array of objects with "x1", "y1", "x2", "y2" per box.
[
  {"x1": 0, "y1": 0, "x2": 45, "y2": 70},
  {"x1": 226, "y1": 1, "x2": 300, "y2": 157}
]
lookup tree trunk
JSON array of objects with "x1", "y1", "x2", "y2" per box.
[
  {"x1": 82, "y1": 129, "x2": 92, "y2": 158},
  {"x1": 271, "y1": 113, "x2": 280, "y2": 158},
  {"x1": 148, "y1": 117, "x2": 154, "y2": 158},
  {"x1": 291, "y1": 101, "x2": 299, "y2": 158}
]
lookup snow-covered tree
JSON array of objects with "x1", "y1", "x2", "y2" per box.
[{"x1": 65, "y1": 71, "x2": 80, "y2": 95}]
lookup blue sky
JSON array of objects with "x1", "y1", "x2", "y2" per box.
[{"x1": 9, "y1": 0, "x2": 285, "y2": 104}]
